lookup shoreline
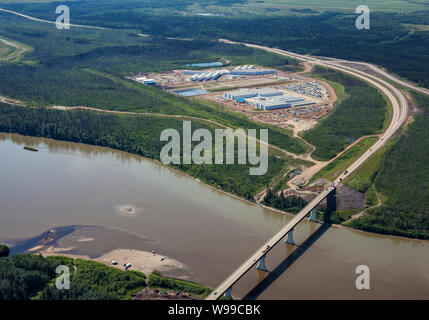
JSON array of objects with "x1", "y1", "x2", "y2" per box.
[
  {"x1": 5, "y1": 225, "x2": 190, "y2": 279},
  {"x1": 0, "y1": 131, "x2": 427, "y2": 243}
]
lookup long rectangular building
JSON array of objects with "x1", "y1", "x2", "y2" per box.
[
  {"x1": 254, "y1": 88, "x2": 284, "y2": 98},
  {"x1": 230, "y1": 69, "x2": 277, "y2": 76},
  {"x1": 224, "y1": 88, "x2": 283, "y2": 100},
  {"x1": 224, "y1": 89, "x2": 259, "y2": 100},
  {"x1": 246, "y1": 92, "x2": 313, "y2": 110}
]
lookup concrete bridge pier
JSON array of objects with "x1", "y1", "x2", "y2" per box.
[
  {"x1": 225, "y1": 287, "x2": 232, "y2": 299},
  {"x1": 256, "y1": 255, "x2": 268, "y2": 271},
  {"x1": 327, "y1": 188, "x2": 337, "y2": 213},
  {"x1": 285, "y1": 228, "x2": 295, "y2": 245},
  {"x1": 309, "y1": 208, "x2": 318, "y2": 222}
]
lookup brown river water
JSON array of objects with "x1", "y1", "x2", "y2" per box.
[{"x1": 0, "y1": 133, "x2": 428, "y2": 299}]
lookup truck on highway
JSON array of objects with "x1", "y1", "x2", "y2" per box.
[{"x1": 262, "y1": 245, "x2": 270, "y2": 253}]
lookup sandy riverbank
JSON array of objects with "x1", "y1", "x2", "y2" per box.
[
  {"x1": 7, "y1": 225, "x2": 189, "y2": 278},
  {"x1": 37, "y1": 246, "x2": 184, "y2": 276}
]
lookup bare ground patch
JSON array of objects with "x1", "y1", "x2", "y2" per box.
[{"x1": 336, "y1": 184, "x2": 366, "y2": 211}]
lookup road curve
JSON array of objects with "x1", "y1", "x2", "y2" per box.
[
  {"x1": 206, "y1": 40, "x2": 409, "y2": 300},
  {"x1": 320, "y1": 58, "x2": 429, "y2": 96},
  {"x1": 0, "y1": 7, "x2": 415, "y2": 299}
]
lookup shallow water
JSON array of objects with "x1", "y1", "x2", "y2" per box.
[{"x1": 0, "y1": 133, "x2": 428, "y2": 299}]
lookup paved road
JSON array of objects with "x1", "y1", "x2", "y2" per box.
[
  {"x1": 0, "y1": 7, "x2": 417, "y2": 298},
  {"x1": 320, "y1": 57, "x2": 429, "y2": 96},
  {"x1": 206, "y1": 185, "x2": 336, "y2": 300},
  {"x1": 207, "y1": 40, "x2": 409, "y2": 300},
  {"x1": 0, "y1": 8, "x2": 108, "y2": 30}
]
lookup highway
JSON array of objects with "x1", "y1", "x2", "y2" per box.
[
  {"x1": 0, "y1": 7, "x2": 416, "y2": 299},
  {"x1": 205, "y1": 185, "x2": 336, "y2": 300},
  {"x1": 0, "y1": 8, "x2": 108, "y2": 30},
  {"x1": 207, "y1": 40, "x2": 410, "y2": 300},
  {"x1": 320, "y1": 57, "x2": 429, "y2": 97}
]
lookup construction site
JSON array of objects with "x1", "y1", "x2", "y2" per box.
[{"x1": 130, "y1": 64, "x2": 336, "y2": 133}]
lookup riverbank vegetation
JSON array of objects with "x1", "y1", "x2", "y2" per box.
[
  {"x1": 0, "y1": 15, "x2": 309, "y2": 155},
  {"x1": 0, "y1": 103, "x2": 311, "y2": 200},
  {"x1": 148, "y1": 272, "x2": 212, "y2": 299},
  {"x1": 0, "y1": 249, "x2": 216, "y2": 300},
  {"x1": 262, "y1": 188, "x2": 308, "y2": 214},
  {"x1": 0, "y1": 4, "x2": 428, "y2": 240}
]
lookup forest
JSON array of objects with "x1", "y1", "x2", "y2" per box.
[
  {"x1": 2, "y1": 2, "x2": 428, "y2": 88},
  {"x1": 0, "y1": 103, "x2": 310, "y2": 200},
  {"x1": 262, "y1": 188, "x2": 308, "y2": 214},
  {"x1": 0, "y1": 251, "x2": 213, "y2": 300},
  {"x1": 346, "y1": 92, "x2": 429, "y2": 240},
  {"x1": 302, "y1": 67, "x2": 386, "y2": 160},
  {"x1": 0, "y1": 3, "x2": 428, "y2": 240},
  {"x1": 0, "y1": 14, "x2": 309, "y2": 155}
]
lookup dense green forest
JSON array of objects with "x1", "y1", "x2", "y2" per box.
[
  {"x1": 2, "y1": 2, "x2": 428, "y2": 88},
  {"x1": 0, "y1": 254, "x2": 61, "y2": 300},
  {"x1": 0, "y1": 250, "x2": 212, "y2": 300},
  {"x1": 0, "y1": 103, "x2": 311, "y2": 199},
  {"x1": 0, "y1": 2, "x2": 428, "y2": 240},
  {"x1": 346, "y1": 92, "x2": 429, "y2": 239},
  {"x1": 262, "y1": 188, "x2": 308, "y2": 214},
  {"x1": 0, "y1": 244, "x2": 9, "y2": 257},
  {"x1": 0, "y1": 254, "x2": 122, "y2": 300},
  {"x1": 0, "y1": 14, "x2": 309, "y2": 155},
  {"x1": 302, "y1": 67, "x2": 386, "y2": 160}
]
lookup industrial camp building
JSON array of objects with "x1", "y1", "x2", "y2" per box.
[
  {"x1": 223, "y1": 88, "x2": 283, "y2": 100},
  {"x1": 224, "y1": 88, "x2": 314, "y2": 110},
  {"x1": 223, "y1": 89, "x2": 259, "y2": 100},
  {"x1": 135, "y1": 77, "x2": 156, "y2": 86},
  {"x1": 230, "y1": 68, "x2": 277, "y2": 76},
  {"x1": 187, "y1": 65, "x2": 276, "y2": 82}
]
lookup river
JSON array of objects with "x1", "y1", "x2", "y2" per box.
[{"x1": 0, "y1": 133, "x2": 428, "y2": 299}]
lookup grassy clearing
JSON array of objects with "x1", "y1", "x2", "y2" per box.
[
  {"x1": 310, "y1": 72, "x2": 348, "y2": 104},
  {"x1": 0, "y1": 42, "x2": 15, "y2": 58},
  {"x1": 327, "y1": 208, "x2": 361, "y2": 224},
  {"x1": 365, "y1": 186, "x2": 378, "y2": 206},
  {"x1": 311, "y1": 137, "x2": 378, "y2": 182},
  {"x1": 0, "y1": 38, "x2": 31, "y2": 62},
  {"x1": 244, "y1": 0, "x2": 429, "y2": 12},
  {"x1": 401, "y1": 23, "x2": 429, "y2": 31},
  {"x1": 345, "y1": 141, "x2": 392, "y2": 192}
]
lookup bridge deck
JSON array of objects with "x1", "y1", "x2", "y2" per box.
[
  {"x1": 207, "y1": 40, "x2": 407, "y2": 301},
  {"x1": 205, "y1": 186, "x2": 335, "y2": 300}
]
